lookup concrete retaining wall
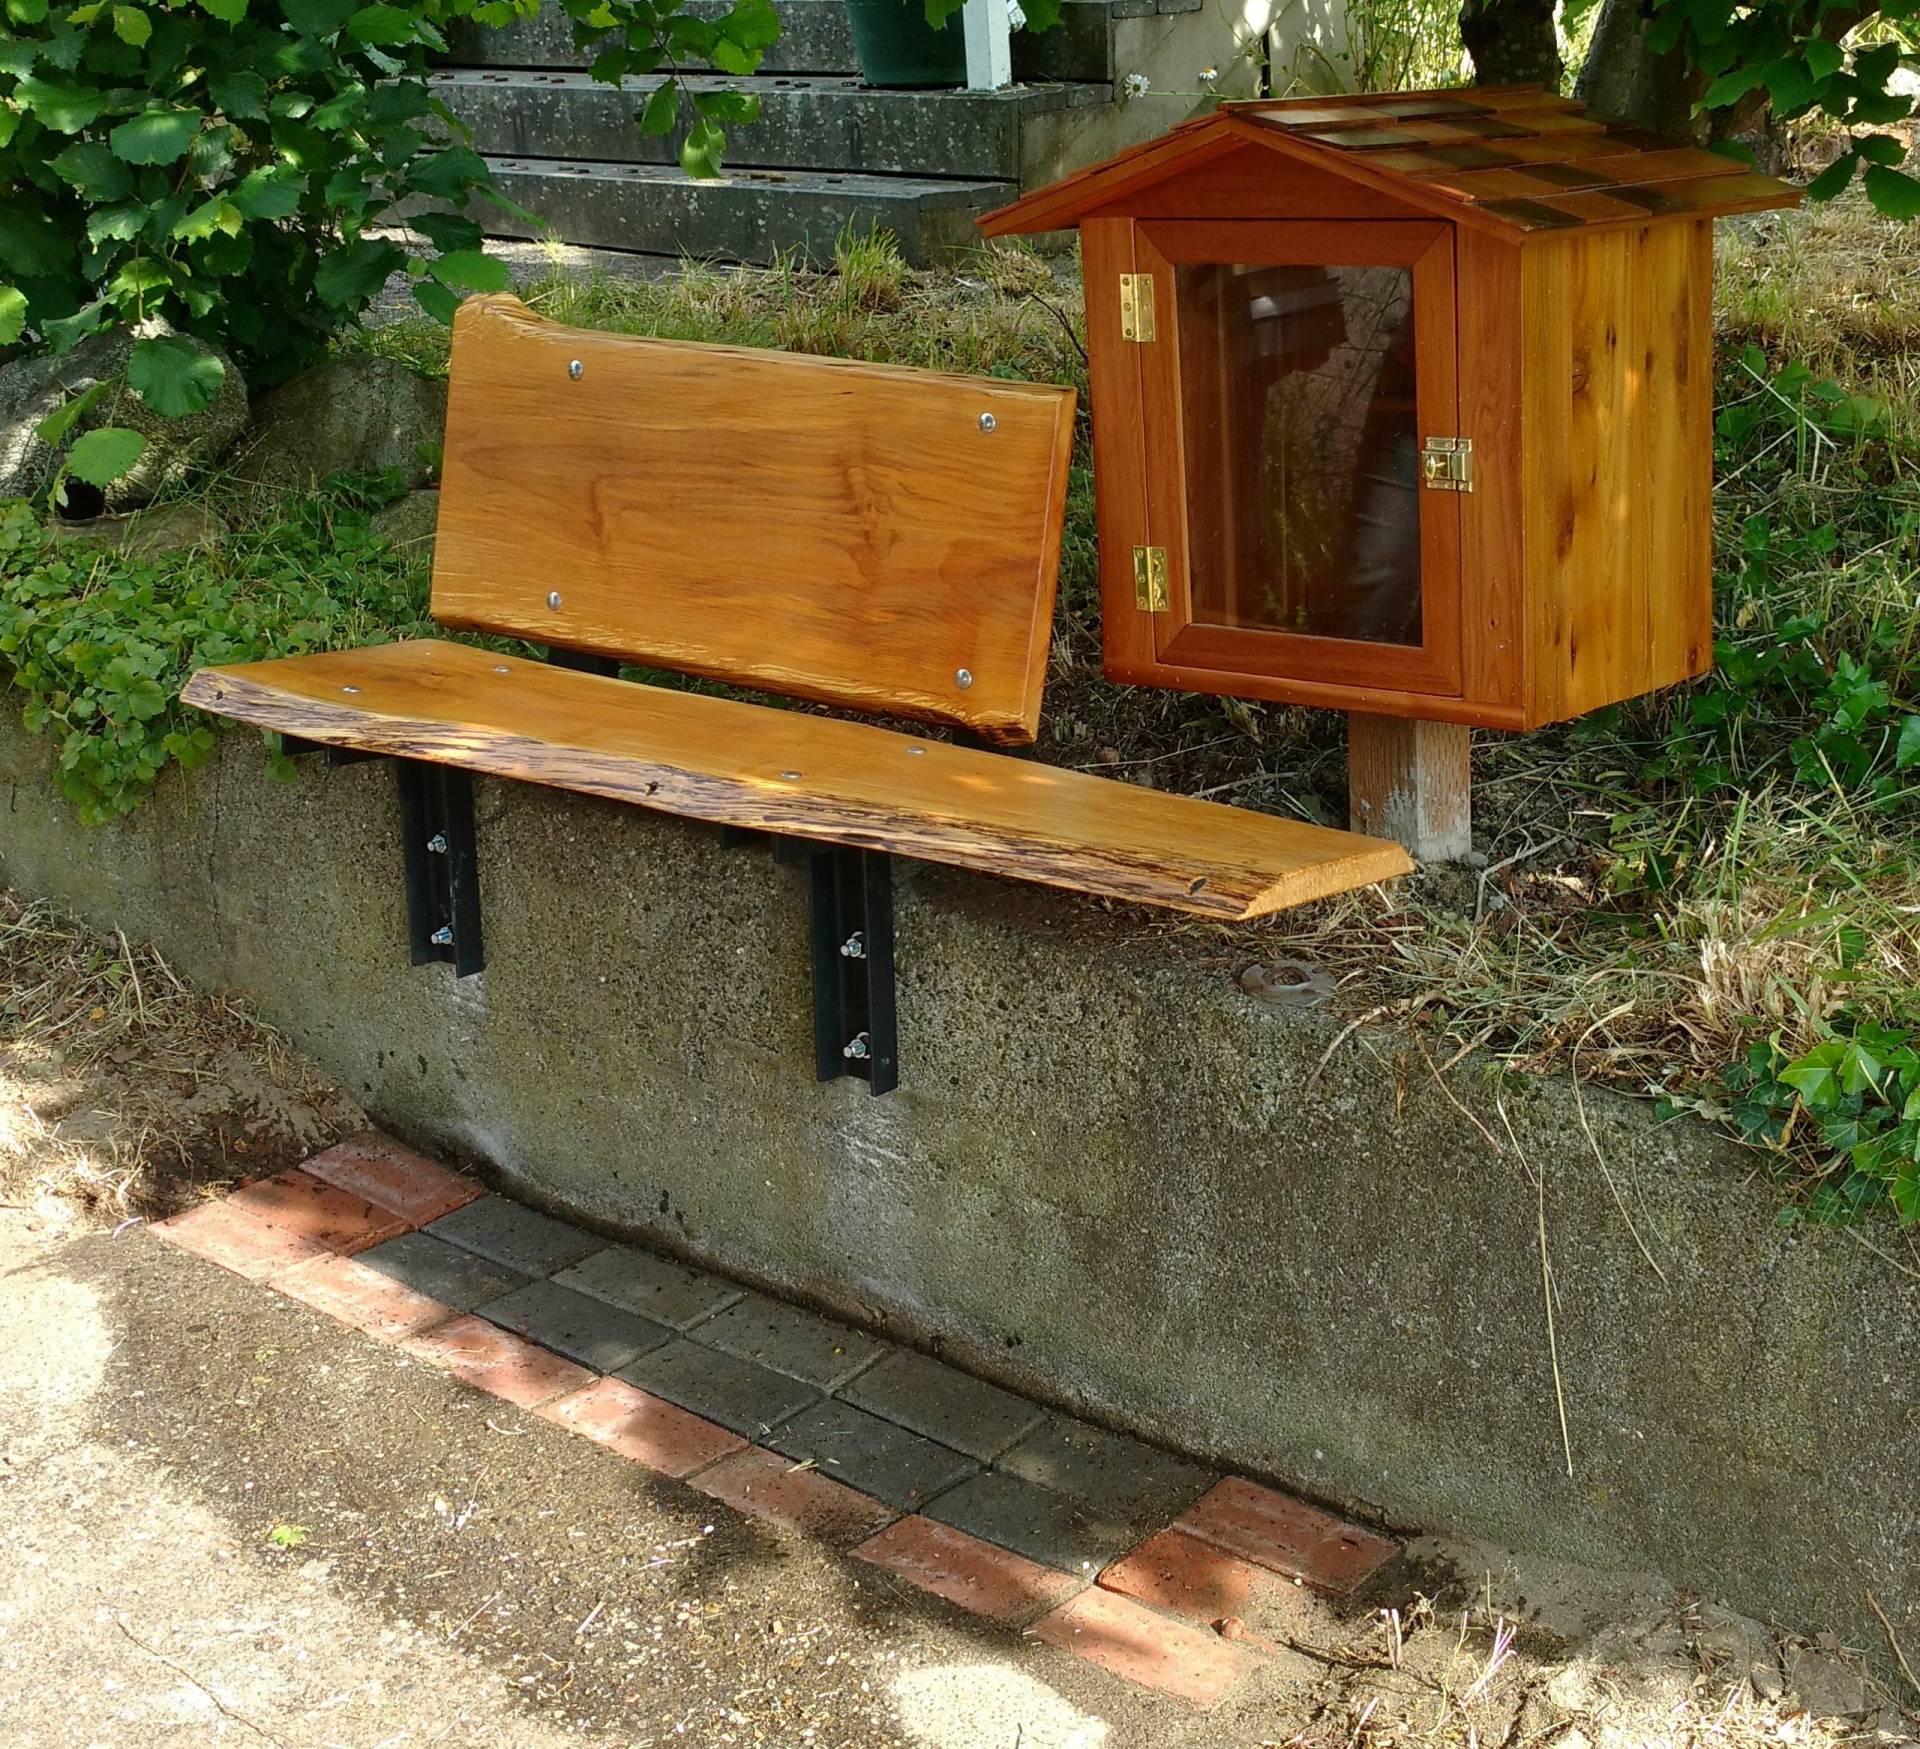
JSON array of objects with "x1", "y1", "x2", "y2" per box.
[{"x1": 3, "y1": 712, "x2": 1915, "y2": 1661}]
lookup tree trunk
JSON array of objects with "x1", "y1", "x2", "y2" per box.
[
  {"x1": 1459, "y1": 0, "x2": 1564, "y2": 89},
  {"x1": 1574, "y1": 0, "x2": 1707, "y2": 136}
]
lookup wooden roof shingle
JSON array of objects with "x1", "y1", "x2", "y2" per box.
[{"x1": 978, "y1": 85, "x2": 1802, "y2": 242}]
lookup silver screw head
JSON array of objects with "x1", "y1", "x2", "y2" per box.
[
  {"x1": 341, "y1": 685, "x2": 360, "y2": 694},
  {"x1": 779, "y1": 769, "x2": 801, "y2": 780},
  {"x1": 493, "y1": 664, "x2": 511, "y2": 674},
  {"x1": 429, "y1": 925, "x2": 454, "y2": 946},
  {"x1": 955, "y1": 668, "x2": 974, "y2": 690},
  {"x1": 568, "y1": 359, "x2": 583, "y2": 380},
  {"x1": 978, "y1": 412, "x2": 996, "y2": 433},
  {"x1": 546, "y1": 590, "x2": 563, "y2": 610}
]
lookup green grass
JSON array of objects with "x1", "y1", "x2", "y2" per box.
[{"x1": 8, "y1": 213, "x2": 1920, "y2": 1222}]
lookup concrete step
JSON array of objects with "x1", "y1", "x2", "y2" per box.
[
  {"x1": 468, "y1": 155, "x2": 1014, "y2": 265},
  {"x1": 431, "y1": 68, "x2": 1106, "y2": 180},
  {"x1": 443, "y1": 0, "x2": 1187, "y2": 82}
]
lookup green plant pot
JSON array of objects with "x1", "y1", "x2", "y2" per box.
[{"x1": 845, "y1": 0, "x2": 965, "y2": 88}]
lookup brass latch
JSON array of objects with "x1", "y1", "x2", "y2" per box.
[
  {"x1": 1133, "y1": 544, "x2": 1168, "y2": 611},
  {"x1": 1119, "y1": 274, "x2": 1156, "y2": 343},
  {"x1": 1421, "y1": 436, "x2": 1474, "y2": 493}
]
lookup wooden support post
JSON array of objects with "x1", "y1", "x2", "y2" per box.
[
  {"x1": 1347, "y1": 713, "x2": 1471, "y2": 863},
  {"x1": 962, "y1": 0, "x2": 1014, "y2": 90}
]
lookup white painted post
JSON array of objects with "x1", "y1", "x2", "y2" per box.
[{"x1": 962, "y1": 0, "x2": 1015, "y2": 90}]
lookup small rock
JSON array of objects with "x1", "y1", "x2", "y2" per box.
[
  {"x1": 371, "y1": 487, "x2": 440, "y2": 553},
  {"x1": 1749, "y1": 1659, "x2": 1785, "y2": 1701},
  {"x1": 49, "y1": 501, "x2": 225, "y2": 559},
  {"x1": 1238, "y1": 959, "x2": 1337, "y2": 1009},
  {"x1": 239, "y1": 354, "x2": 447, "y2": 491},
  {"x1": 1785, "y1": 1644, "x2": 1869, "y2": 1718},
  {"x1": 0, "y1": 324, "x2": 247, "y2": 510}
]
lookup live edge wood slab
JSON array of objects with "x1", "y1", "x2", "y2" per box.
[{"x1": 183, "y1": 641, "x2": 1412, "y2": 921}]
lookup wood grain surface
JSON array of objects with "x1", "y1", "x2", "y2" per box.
[
  {"x1": 431, "y1": 295, "x2": 1076, "y2": 747},
  {"x1": 182, "y1": 641, "x2": 1411, "y2": 920}
]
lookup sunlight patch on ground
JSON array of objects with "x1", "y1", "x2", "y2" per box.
[{"x1": 890, "y1": 1660, "x2": 1109, "y2": 1749}]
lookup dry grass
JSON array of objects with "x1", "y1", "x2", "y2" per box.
[{"x1": 0, "y1": 891, "x2": 362, "y2": 1228}]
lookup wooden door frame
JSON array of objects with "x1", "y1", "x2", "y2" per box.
[{"x1": 1132, "y1": 217, "x2": 1465, "y2": 699}]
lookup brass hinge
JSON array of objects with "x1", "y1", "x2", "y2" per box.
[
  {"x1": 1421, "y1": 436, "x2": 1474, "y2": 493},
  {"x1": 1118, "y1": 274, "x2": 1156, "y2": 343},
  {"x1": 1132, "y1": 544, "x2": 1168, "y2": 611}
]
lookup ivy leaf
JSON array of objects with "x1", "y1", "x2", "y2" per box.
[
  {"x1": 408, "y1": 210, "x2": 483, "y2": 252},
  {"x1": 111, "y1": 3, "x2": 150, "y2": 45},
  {"x1": 65, "y1": 425, "x2": 148, "y2": 487},
  {"x1": 680, "y1": 115, "x2": 724, "y2": 181},
  {"x1": 1896, "y1": 715, "x2": 1920, "y2": 770},
  {"x1": 710, "y1": 36, "x2": 759, "y2": 75},
  {"x1": 409, "y1": 144, "x2": 488, "y2": 199},
  {"x1": 412, "y1": 278, "x2": 460, "y2": 324},
  {"x1": 314, "y1": 236, "x2": 405, "y2": 306},
  {"x1": 109, "y1": 107, "x2": 204, "y2": 165},
  {"x1": 1864, "y1": 165, "x2": 1920, "y2": 221},
  {"x1": 281, "y1": 0, "x2": 355, "y2": 35},
  {"x1": 1802, "y1": 39, "x2": 1843, "y2": 80},
  {"x1": 87, "y1": 201, "x2": 149, "y2": 245},
  {"x1": 14, "y1": 74, "x2": 107, "y2": 131},
  {"x1": 637, "y1": 79, "x2": 678, "y2": 136},
  {"x1": 230, "y1": 164, "x2": 302, "y2": 218},
  {"x1": 346, "y1": 2, "x2": 416, "y2": 41},
  {"x1": 1805, "y1": 152, "x2": 1857, "y2": 202},
  {"x1": 35, "y1": 377, "x2": 110, "y2": 448},
  {"x1": 198, "y1": 0, "x2": 248, "y2": 17},
  {"x1": 128, "y1": 335, "x2": 226, "y2": 415},
  {"x1": 208, "y1": 70, "x2": 268, "y2": 117},
  {"x1": 1698, "y1": 65, "x2": 1765, "y2": 109},
  {"x1": 0, "y1": 285, "x2": 26, "y2": 348},
  {"x1": 427, "y1": 248, "x2": 509, "y2": 293},
  {"x1": 6, "y1": 0, "x2": 49, "y2": 20},
  {"x1": 692, "y1": 88, "x2": 758, "y2": 125},
  {"x1": 50, "y1": 140, "x2": 135, "y2": 200}
]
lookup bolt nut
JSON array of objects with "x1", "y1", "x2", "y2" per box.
[
  {"x1": 568, "y1": 359, "x2": 583, "y2": 380},
  {"x1": 430, "y1": 926, "x2": 454, "y2": 947},
  {"x1": 955, "y1": 668, "x2": 973, "y2": 690},
  {"x1": 843, "y1": 1033, "x2": 870, "y2": 1061},
  {"x1": 978, "y1": 412, "x2": 996, "y2": 433},
  {"x1": 426, "y1": 832, "x2": 449, "y2": 854}
]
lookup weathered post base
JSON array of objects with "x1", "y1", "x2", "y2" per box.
[{"x1": 1347, "y1": 713, "x2": 1472, "y2": 863}]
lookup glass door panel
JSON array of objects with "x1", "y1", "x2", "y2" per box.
[{"x1": 1137, "y1": 220, "x2": 1462, "y2": 698}]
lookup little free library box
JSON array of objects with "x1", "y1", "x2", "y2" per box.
[{"x1": 982, "y1": 87, "x2": 1801, "y2": 775}]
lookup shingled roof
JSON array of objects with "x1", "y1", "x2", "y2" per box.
[{"x1": 979, "y1": 85, "x2": 1802, "y2": 242}]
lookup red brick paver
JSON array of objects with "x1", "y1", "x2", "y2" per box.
[
  {"x1": 1028, "y1": 1586, "x2": 1261, "y2": 1709},
  {"x1": 1174, "y1": 1478, "x2": 1398, "y2": 1595},
  {"x1": 855, "y1": 1515, "x2": 1082, "y2": 1626},
  {"x1": 693, "y1": 1448, "x2": 896, "y2": 1546},
  {"x1": 1100, "y1": 1527, "x2": 1259, "y2": 1620},
  {"x1": 402, "y1": 1314, "x2": 596, "y2": 1409},
  {"x1": 152, "y1": 1200, "x2": 330, "y2": 1282},
  {"x1": 273, "y1": 1254, "x2": 456, "y2": 1344},
  {"x1": 224, "y1": 1169, "x2": 409, "y2": 1255},
  {"x1": 301, "y1": 1131, "x2": 482, "y2": 1226},
  {"x1": 538, "y1": 1378, "x2": 746, "y2": 1478}
]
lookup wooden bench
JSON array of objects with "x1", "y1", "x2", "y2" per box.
[{"x1": 183, "y1": 293, "x2": 1409, "y2": 1094}]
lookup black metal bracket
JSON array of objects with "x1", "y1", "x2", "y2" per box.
[
  {"x1": 725, "y1": 831, "x2": 898, "y2": 1095},
  {"x1": 280, "y1": 733, "x2": 385, "y2": 768},
  {"x1": 394, "y1": 759, "x2": 485, "y2": 978},
  {"x1": 546, "y1": 646, "x2": 622, "y2": 678}
]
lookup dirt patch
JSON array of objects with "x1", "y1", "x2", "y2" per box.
[{"x1": 0, "y1": 889, "x2": 363, "y2": 1229}]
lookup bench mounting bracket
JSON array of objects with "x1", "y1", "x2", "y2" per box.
[{"x1": 395, "y1": 760, "x2": 485, "y2": 977}]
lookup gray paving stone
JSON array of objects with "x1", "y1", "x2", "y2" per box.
[
  {"x1": 618, "y1": 1338, "x2": 821, "y2": 1439},
  {"x1": 999, "y1": 1416, "x2": 1218, "y2": 1528},
  {"x1": 925, "y1": 1469, "x2": 1141, "y2": 1576},
  {"x1": 840, "y1": 1349, "x2": 1045, "y2": 1462},
  {"x1": 552, "y1": 1245, "x2": 743, "y2": 1329},
  {"x1": 694, "y1": 1293, "x2": 885, "y2": 1389},
  {"x1": 424, "y1": 1194, "x2": 603, "y2": 1278},
  {"x1": 769, "y1": 1400, "x2": 977, "y2": 1512},
  {"x1": 356, "y1": 1231, "x2": 530, "y2": 1311},
  {"x1": 474, "y1": 1278, "x2": 673, "y2": 1373}
]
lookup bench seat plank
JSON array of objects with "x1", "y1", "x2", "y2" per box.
[{"x1": 182, "y1": 640, "x2": 1411, "y2": 921}]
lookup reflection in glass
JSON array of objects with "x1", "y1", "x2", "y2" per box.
[{"x1": 1177, "y1": 262, "x2": 1422, "y2": 647}]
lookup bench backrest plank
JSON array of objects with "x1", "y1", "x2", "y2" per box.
[{"x1": 431, "y1": 295, "x2": 1078, "y2": 746}]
